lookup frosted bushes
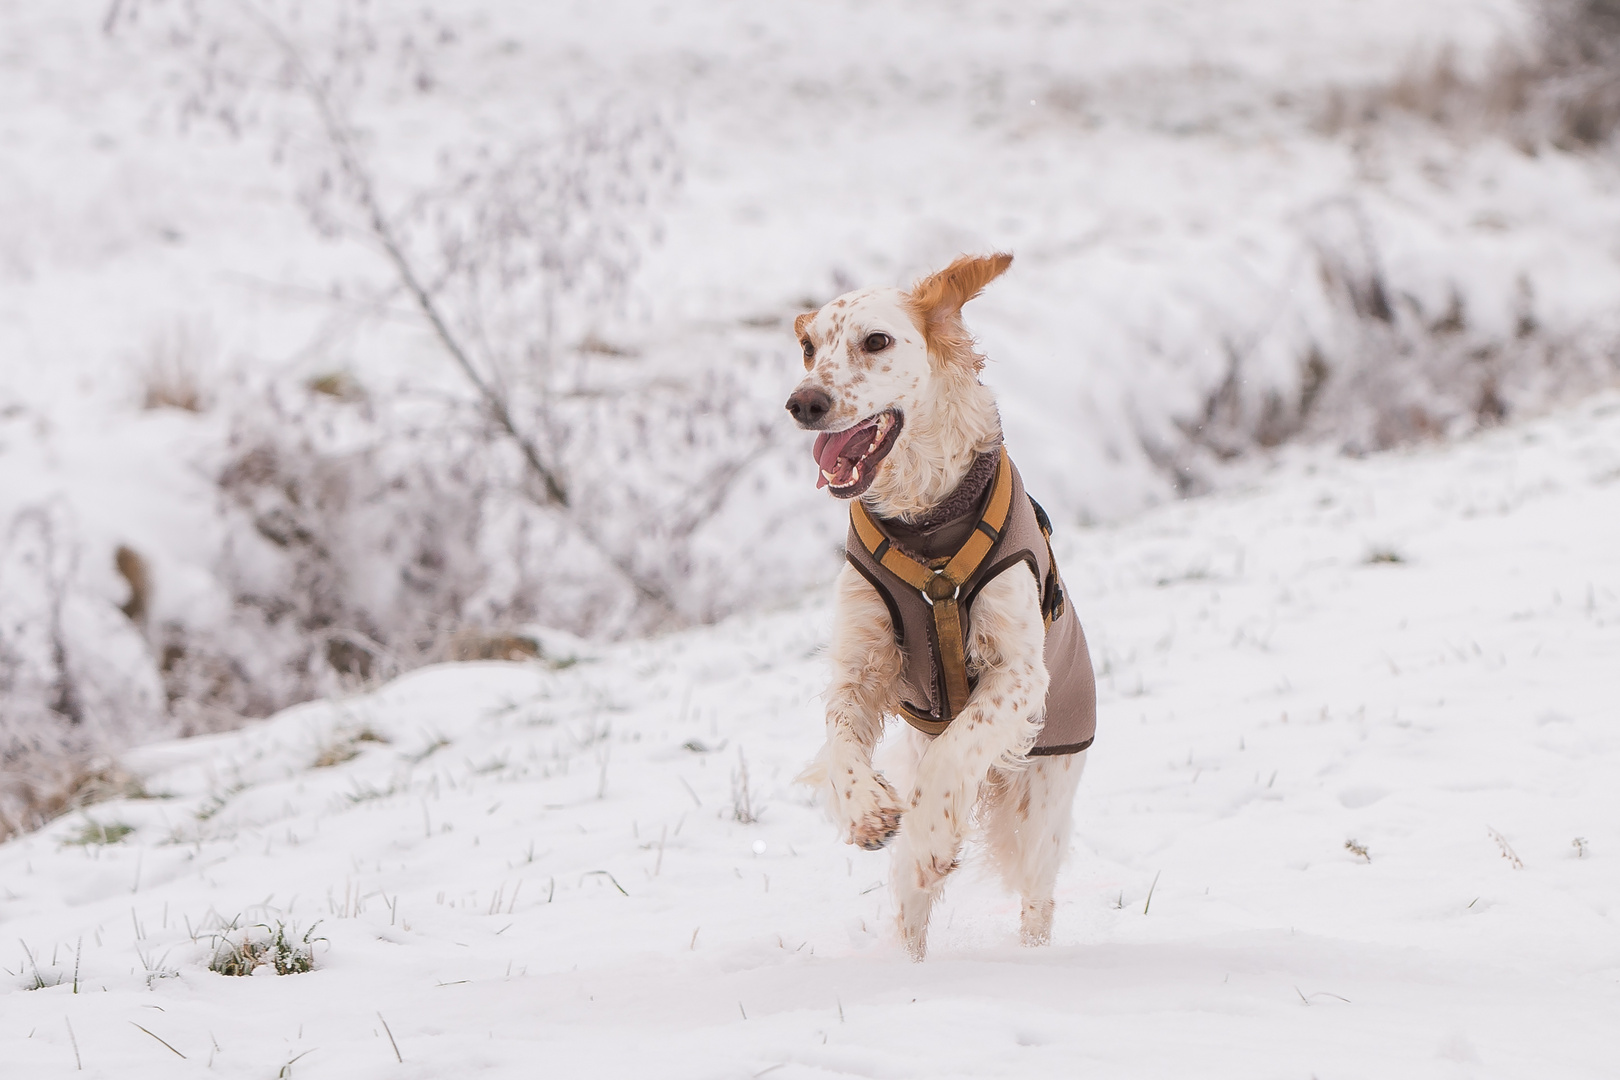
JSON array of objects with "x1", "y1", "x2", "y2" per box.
[
  {"x1": 1167, "y1": 195, "x2": 1620, "y2": 487},
  {"x1": 0, "y1": 506, "x2": 166, "y2": 839}
]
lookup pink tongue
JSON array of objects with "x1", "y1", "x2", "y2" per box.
[{"x1": 813, "y1": 423, "x2": 873, "y2": 489}]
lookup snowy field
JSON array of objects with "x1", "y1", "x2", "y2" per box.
[
  {"x1": 4, "y1": 391, "x2": 1617, "y2": 1078},
  {"x1": 5, "y1": 1, "x2": 1620, "y2": 1074}
]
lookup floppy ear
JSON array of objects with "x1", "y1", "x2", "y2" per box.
[
  {"x1": 906, "y1": 252, "x2": 1012, "y2": 365},
  {"x1": 793, "y1": 311, "x2": 816, "y2": 339}
]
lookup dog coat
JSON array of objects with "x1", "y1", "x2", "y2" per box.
[{"x1": 844, "y1": 447, "x2": 1096, "y2": 756}]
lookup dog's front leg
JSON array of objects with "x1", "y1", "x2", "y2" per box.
[
  {"x1": 818, "y1": 565, "x2": 906, "y2": 850},
  {"x1": 894, "y1": 568, "x2": 1048, "y2": 960}
]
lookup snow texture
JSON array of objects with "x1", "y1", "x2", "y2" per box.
[{"x1": 2, "y1": 392, "x2": 1617, "y2": 1077}]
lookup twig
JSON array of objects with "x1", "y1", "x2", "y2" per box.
[
  {"x1": 1486, "y1": 826, "x2": 1524, "y2": 869},
  {"x1": 65, "y1": 1017, "x2": 81, "y2": 1071},
  {"x1": 377, "y1": 1012, "x2": 402, "y2": 1063},
  {"x1": 1142, "y1": 871, "x2": 1161, "y2": 914}
]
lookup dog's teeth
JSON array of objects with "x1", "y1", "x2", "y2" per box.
[
  {"x1": 822, "y1": 469, "x2": 837, "y2": 483},
  {"x1": 851, "y1": 463, "x2": 861, "y2": 483}
]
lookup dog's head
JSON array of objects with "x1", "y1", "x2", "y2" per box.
[{"x1": 785, "y1": 253, "x2": 1011, "y2": 510}]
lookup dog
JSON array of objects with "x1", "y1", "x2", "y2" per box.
[{"x1": 788, "y1": 252, "x2": 1097, "y2": 961}]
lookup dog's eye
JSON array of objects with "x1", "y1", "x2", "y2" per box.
[
  {"x1": 863, "y1": 332, "x2": 893, "y2": 353},
  {"x1": 801, "y1": 339, "x2": 815, "y2": 367}
]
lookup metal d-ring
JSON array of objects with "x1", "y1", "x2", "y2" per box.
[{"x1": 920, "y1": 573, "x2": 960, "y2": 607}]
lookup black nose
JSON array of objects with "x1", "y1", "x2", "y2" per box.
[{"x1": 785, "y1": 387, "x2": 833, "y2": 427}]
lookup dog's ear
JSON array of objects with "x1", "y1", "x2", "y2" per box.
[
  {"x1": 906, "y1": 252, "x2": 1012, "y2": 366},
  {"x1": 793, "y1": 311, "x2": 816, "y2": 339}
]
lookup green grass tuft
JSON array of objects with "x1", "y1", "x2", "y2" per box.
[
  {"x1": 62, "y1": 820, "x2": 135, "y2": 846},
  {"x1": 208, "y1": 920, "x2": 324, "y2": 976}
]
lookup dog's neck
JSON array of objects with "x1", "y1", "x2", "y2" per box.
[{"x1": 861, "y1": 370, "x2": 1002, "y2": 522}]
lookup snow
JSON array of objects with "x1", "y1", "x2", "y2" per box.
[
  {"x1": 5, "y1": 1, "x2": 1620, "y2": 1072},
  {"x1": 4, "y1": 391, "x2": 1618, "y2": 1078}
]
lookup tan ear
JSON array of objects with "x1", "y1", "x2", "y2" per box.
[
  {"x1": 909, "y1": 253, "x2": 1011, "y2": 323},
  {"x1": 793, "y1": 311, "x2": 816, "y2": 339},
  {"x1": 906, "y1": 252, "x2": 1012, "y2": 365}
]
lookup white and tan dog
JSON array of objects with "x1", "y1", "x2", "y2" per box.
[{"x1": 789, "y1": 253, "x2": 1091, "y2": 961}]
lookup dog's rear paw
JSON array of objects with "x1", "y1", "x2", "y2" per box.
[{"x1": 1019, "y1": 898, "x2": 1055, "y2": 946}]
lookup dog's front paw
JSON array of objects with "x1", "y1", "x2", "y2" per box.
[{"x1": 840, "y1": 772, "x2": 905, "y2": 850}]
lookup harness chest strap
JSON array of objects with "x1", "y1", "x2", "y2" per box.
[{"x1": 849, "y1": 448, "x2": 1016, "y2": 730}]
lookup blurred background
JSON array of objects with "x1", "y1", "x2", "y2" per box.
[{"x1": 3, "y1": 0, "x2": 1618, "y2": 835}]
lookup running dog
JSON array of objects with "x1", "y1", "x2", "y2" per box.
[{"x1": 788, "y1": 253, "x2": 1096, "y2": 961}]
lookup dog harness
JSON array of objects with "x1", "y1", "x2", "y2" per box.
[{"x1": 844, "y1": 447, "x2": 1096, "y2": 756}]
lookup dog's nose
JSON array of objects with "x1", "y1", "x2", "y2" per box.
[{"x1": 785, "y1": 387, "x2": 833, "y2": 427}]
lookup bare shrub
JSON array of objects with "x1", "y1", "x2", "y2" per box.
[
  {"x1": 1172, "y1": 197, "x2": 1620, "y2": 479},
  {"x1": 1533, "y1": 0, "x2": 1620, "y2": 145},
  {"x1": 136, "y1": 321, "x2": 214, "y2": 412},
  {"x1": 445, "y1": 629, "x2": 540, "y2": 662},
  {"x1": 195, "y1": 380, "x2": 494, "y2": 711},
  {"x1": 108, "y1": 1, "x2": 785, "y2": 633},
  {"x1": 1317, "y1": 46, "x2": 1534, "y2": 140},
  {"x1": 0, "y1": 760, "x2": 147, "y2": 844},
  {"x1": 1320, "y1": 1, "x2": 1620, "y2": 147},
  {"x1": 1, "y1": 507, "x2": 167, "y2": 839}
]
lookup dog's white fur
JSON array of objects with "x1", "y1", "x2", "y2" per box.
[{"x1": 793, "y1": 254, "x2": 1088, "y2": 960}]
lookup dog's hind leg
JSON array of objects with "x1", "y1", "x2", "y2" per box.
[
  {"x1": 891, "y1": 810, "x2": 945, "y2": 961},
  {"x1": 883, "y1": 727, "x2": 936, "y2": 960},
  {"x1": 983, "y1": 750, "x2": 1087, "y2": 946}
]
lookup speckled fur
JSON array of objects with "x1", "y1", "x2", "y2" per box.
[{"x1": 795, "y1": 253, "x2": 1089, "y2": 961}]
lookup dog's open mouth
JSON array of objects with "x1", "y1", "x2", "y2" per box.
[{"x1": 813, "y1": 410, "x2": 902, "y2": 499}]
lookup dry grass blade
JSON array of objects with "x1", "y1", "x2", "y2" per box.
[
  {"x1": 377, "y1": 1012, "x2": 403, "y2": 1063},
  {"x1": 1487, "y1": 826, "x2": 1524, "y2": 869},
  {"x1": 582, "y1": 870, "x2": 628, "y2": 896},
  {"x1": 129, "y1": 1021, "x2": 186, "y2": 1058}
]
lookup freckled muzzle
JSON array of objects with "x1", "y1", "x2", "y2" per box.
[{"x1": 810, "y1": 409, "x2": 903, "y2": 498}]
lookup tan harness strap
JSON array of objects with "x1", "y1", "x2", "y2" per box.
[{"x1": 849, "y1": 448, "x2": 1016, "y2": 728}]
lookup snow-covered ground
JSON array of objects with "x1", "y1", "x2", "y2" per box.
[{"x1": 4, "y1": 390, "x2": 1616, "y2": 1078}]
